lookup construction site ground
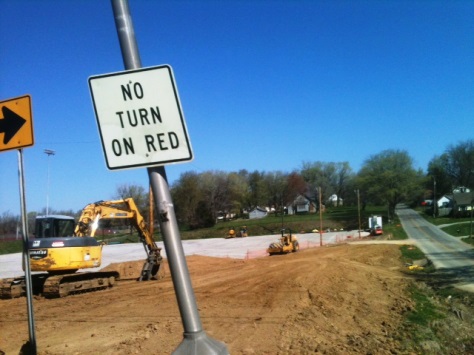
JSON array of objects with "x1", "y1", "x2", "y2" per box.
[{"x1": 0, "y1": 239, "x2": 421, "y2": 355}]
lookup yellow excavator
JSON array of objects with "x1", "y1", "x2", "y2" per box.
[
  {"x1": 0, "y1": 198, "x2": 162, "y2": 299},
  {"x1": 266, "y1": 229, "x2": 299, "y2": 255}
]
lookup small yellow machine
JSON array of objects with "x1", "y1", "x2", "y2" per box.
[
  {"x1": 1, "y1": 198, "x2": 162, "y2": 298},
  {"x1": 226, "y1": 227, "x2": 236, "y2": 239},
  {"x1": 267, "y1": 229, "x2": 299, "y2": 255},
  {"x1": 225, "y1": 226, "x2": 248, "y2": 239}
]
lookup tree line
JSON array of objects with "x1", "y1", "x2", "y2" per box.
[
  {"x1": 1, "y1": 139, "x2": 473, "y2": 235},
  {"x1": 170, "y1": 139, "x2": 473, "y2": 228}
]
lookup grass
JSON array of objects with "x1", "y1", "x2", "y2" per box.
[
  {"x1": 0, "y1": 239, "x2": 23, "y2": 255},
  {"x1": 399, "y1": 244, "x2": 436, "y2": 274},
  {"x1": 396, "y1": 244, "x2": 474, "y2": 353},
  {"x1": 441, "y1": 223, "x2": 474, "y2": 246},
  {"x1": 399, "y1": 279, "x2": 474, "y2": 353},
  {"x1": 400, "y1": 244, "x2": 426, "y2": 262},
  {"x1": 405, "y1": 284, "x2": 444, "y2": 327},
  {"x1": 179, "y1": 205, "x2": 408, "y2": 240}
]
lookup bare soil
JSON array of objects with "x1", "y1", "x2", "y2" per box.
[{"x1": 0, "y1": 244, "x2": 414, "y2": 354}]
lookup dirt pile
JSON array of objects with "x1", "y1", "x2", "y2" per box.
[{"x1": 0, "y1": 244, "x2": 413, "y2": 354}]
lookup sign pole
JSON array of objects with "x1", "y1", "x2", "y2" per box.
[
  {"x1": 110, "y1": 1, "x2": 228, "y2": 353},
  {"x1": 18, "y1": 148, "x2": 37, "y2": 355}
]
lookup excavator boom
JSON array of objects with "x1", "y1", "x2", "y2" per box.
[{"x1": 74, "y1": 198, "x2": 162, "y2": 281}]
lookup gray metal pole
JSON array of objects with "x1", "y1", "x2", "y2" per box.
[
  {"x1": 18, "y1": 148, "x2": 37, "y2": 355},
  {"x1": 110, "y1": 1, "x2": 228, "y2": 353},
  {"x1": 44, "y1": 149, "x2": 55, "y2": 215},
  {"x1": 357, "y1": 189, "x2": 361, "y2": 239}
]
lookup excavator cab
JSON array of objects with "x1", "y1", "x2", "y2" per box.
[
  {"x1": 34, "y1": 215, "x2": 75, "y2": 238},
  {"x1": 29, "y1": 215, "x2": 103, "y2": 274}
]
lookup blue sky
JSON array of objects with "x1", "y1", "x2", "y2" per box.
[{"x1": 1, "y1": 0, "x2": 473, "y2": 215}]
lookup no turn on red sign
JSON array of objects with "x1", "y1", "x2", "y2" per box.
[{"x1": 88, "y1": 65, "x2": 193, "y2": 170}]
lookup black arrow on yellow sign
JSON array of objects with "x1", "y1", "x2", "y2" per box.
[{"x1": 0, "y1": 106, "x2": 27, "y2": 144}]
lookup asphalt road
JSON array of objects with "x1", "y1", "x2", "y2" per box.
[{"x1": 396, "y1": 205, "x2": 474, "y2": 292}]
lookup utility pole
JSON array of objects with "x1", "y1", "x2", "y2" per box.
[
  {"x1": 44, "y1": 149, "x2": 55, "y2": 215},
  {"x1": 470, "y1": 198, "x2": 473, "y2": 239},
  {"x1": 280, "y1": 197, "x2": 284, "y2": 229}
]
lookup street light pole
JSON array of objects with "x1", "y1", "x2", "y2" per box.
[
  {"x1": 319, "y1": 187, "x2": 323, "y2": 246},
  {"x1": 356, "y1": 189, "x2": 361, "y2": 239},
  {"x1": 44, "y1": 149, "x2": 55, "y2": 215}
]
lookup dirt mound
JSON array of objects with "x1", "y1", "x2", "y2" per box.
[
  {"x1": 0, "y1": 243, "x2": 413, "y2": 354},
  {"x1": 101, "y1": 259, "x2": 147, "y2": 280}
]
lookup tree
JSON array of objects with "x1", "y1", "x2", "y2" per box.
[
  {"x1": 263, "y1": 171, "x2": 289, "y2": 213},
  {"x1": 334, "y1": 162, "x2": 354, "y2": 206},
  {"x1": 200, "y1": 170, "x2": 231, "y2": 223},
  {"x1": 429, "y1": 140, "x2": 474, "y2": 190},
  {"x1": 356, "y1": 149, "x2": 424, "y2": 219},
  {"x1": 286, "y1": 171, "x2": 307, "y2": 201},
  {"x1": 226, "y1": 171, "x2": 250, "y2": 216},
  {"x1": 427, "y1": 154, "x2": 453, "y2": 197},
  {"x1": 0, "y1": 211, "x2": 19, "y2": 238},
  {"x1": 246, "y1": 170, "x2": 269, "y2": 208},
  {"x1": 171, "y1": 171, "x2": 202, "y2": 228},
  {"x1": 301, "y1": 161, "x2": 340, "y2": 205},
  {"x1": 112, "y1": 183, "x2": 150, "y2": 229},
  {"x1": 114, "y1": 183, "x2": 148, "y2": 213}
]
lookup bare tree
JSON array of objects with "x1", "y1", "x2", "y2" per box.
[
  {"x1": 0, "y1": 211, "x2": 19, "y2": 239},
  {"x1": 334, "y1": 162, "x2": 354, "y2": 206}
]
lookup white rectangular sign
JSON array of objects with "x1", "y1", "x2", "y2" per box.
[{"x1": 88, "y1": 65, "x2": 193, "y2": 170}]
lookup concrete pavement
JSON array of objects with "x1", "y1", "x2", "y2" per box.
[{"x1": 0, "y1": 230, "x2": 368, "y2": 279}]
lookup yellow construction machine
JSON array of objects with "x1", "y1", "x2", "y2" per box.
[
  {"x1": 225, "y1": 226, "x2": 248, "y2": 239},
  {"x1": 0, "y1": 198, "x2": 162, "y2": 298},
  {"x1": 267, "y1": 229, "x2": 299, "y2": 255}
]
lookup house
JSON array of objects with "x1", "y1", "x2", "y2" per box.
[
  {"x1": 287, "y1": 194, "x2": 317, "y2": 215},
  {"x1": 436, "y1": 195, "x2": 453, "y2": 217},
  {"x1": 452, "y1": 187, "x2": 474, "y2": 217},
  {"x1": 327, "y1": 194, "x2": 343, "y2": 207},
  {"x1": 248, "y1": 206, "x2": 268, "y2": 219}
]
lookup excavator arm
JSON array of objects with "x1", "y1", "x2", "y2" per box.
[
  {"x1": 1, "y1": 198, "x2": 162, "y2": 299},
  {"x1": 75, "y1": 198, "x2": 162, "y2": 281}
]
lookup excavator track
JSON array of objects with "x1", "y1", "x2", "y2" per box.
[
  {"x1": 0, "y1": 277, "x2": 25, "y2": 299},
  {"x1": 0, "y1": 271, "x2": 120, "y2": 299},
  {"x1": 0, "y1": 274, "x2": 48, "y2": 299},
  {"x1": 42, "y1": 271, "x2": 120, "y2": 298}
]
